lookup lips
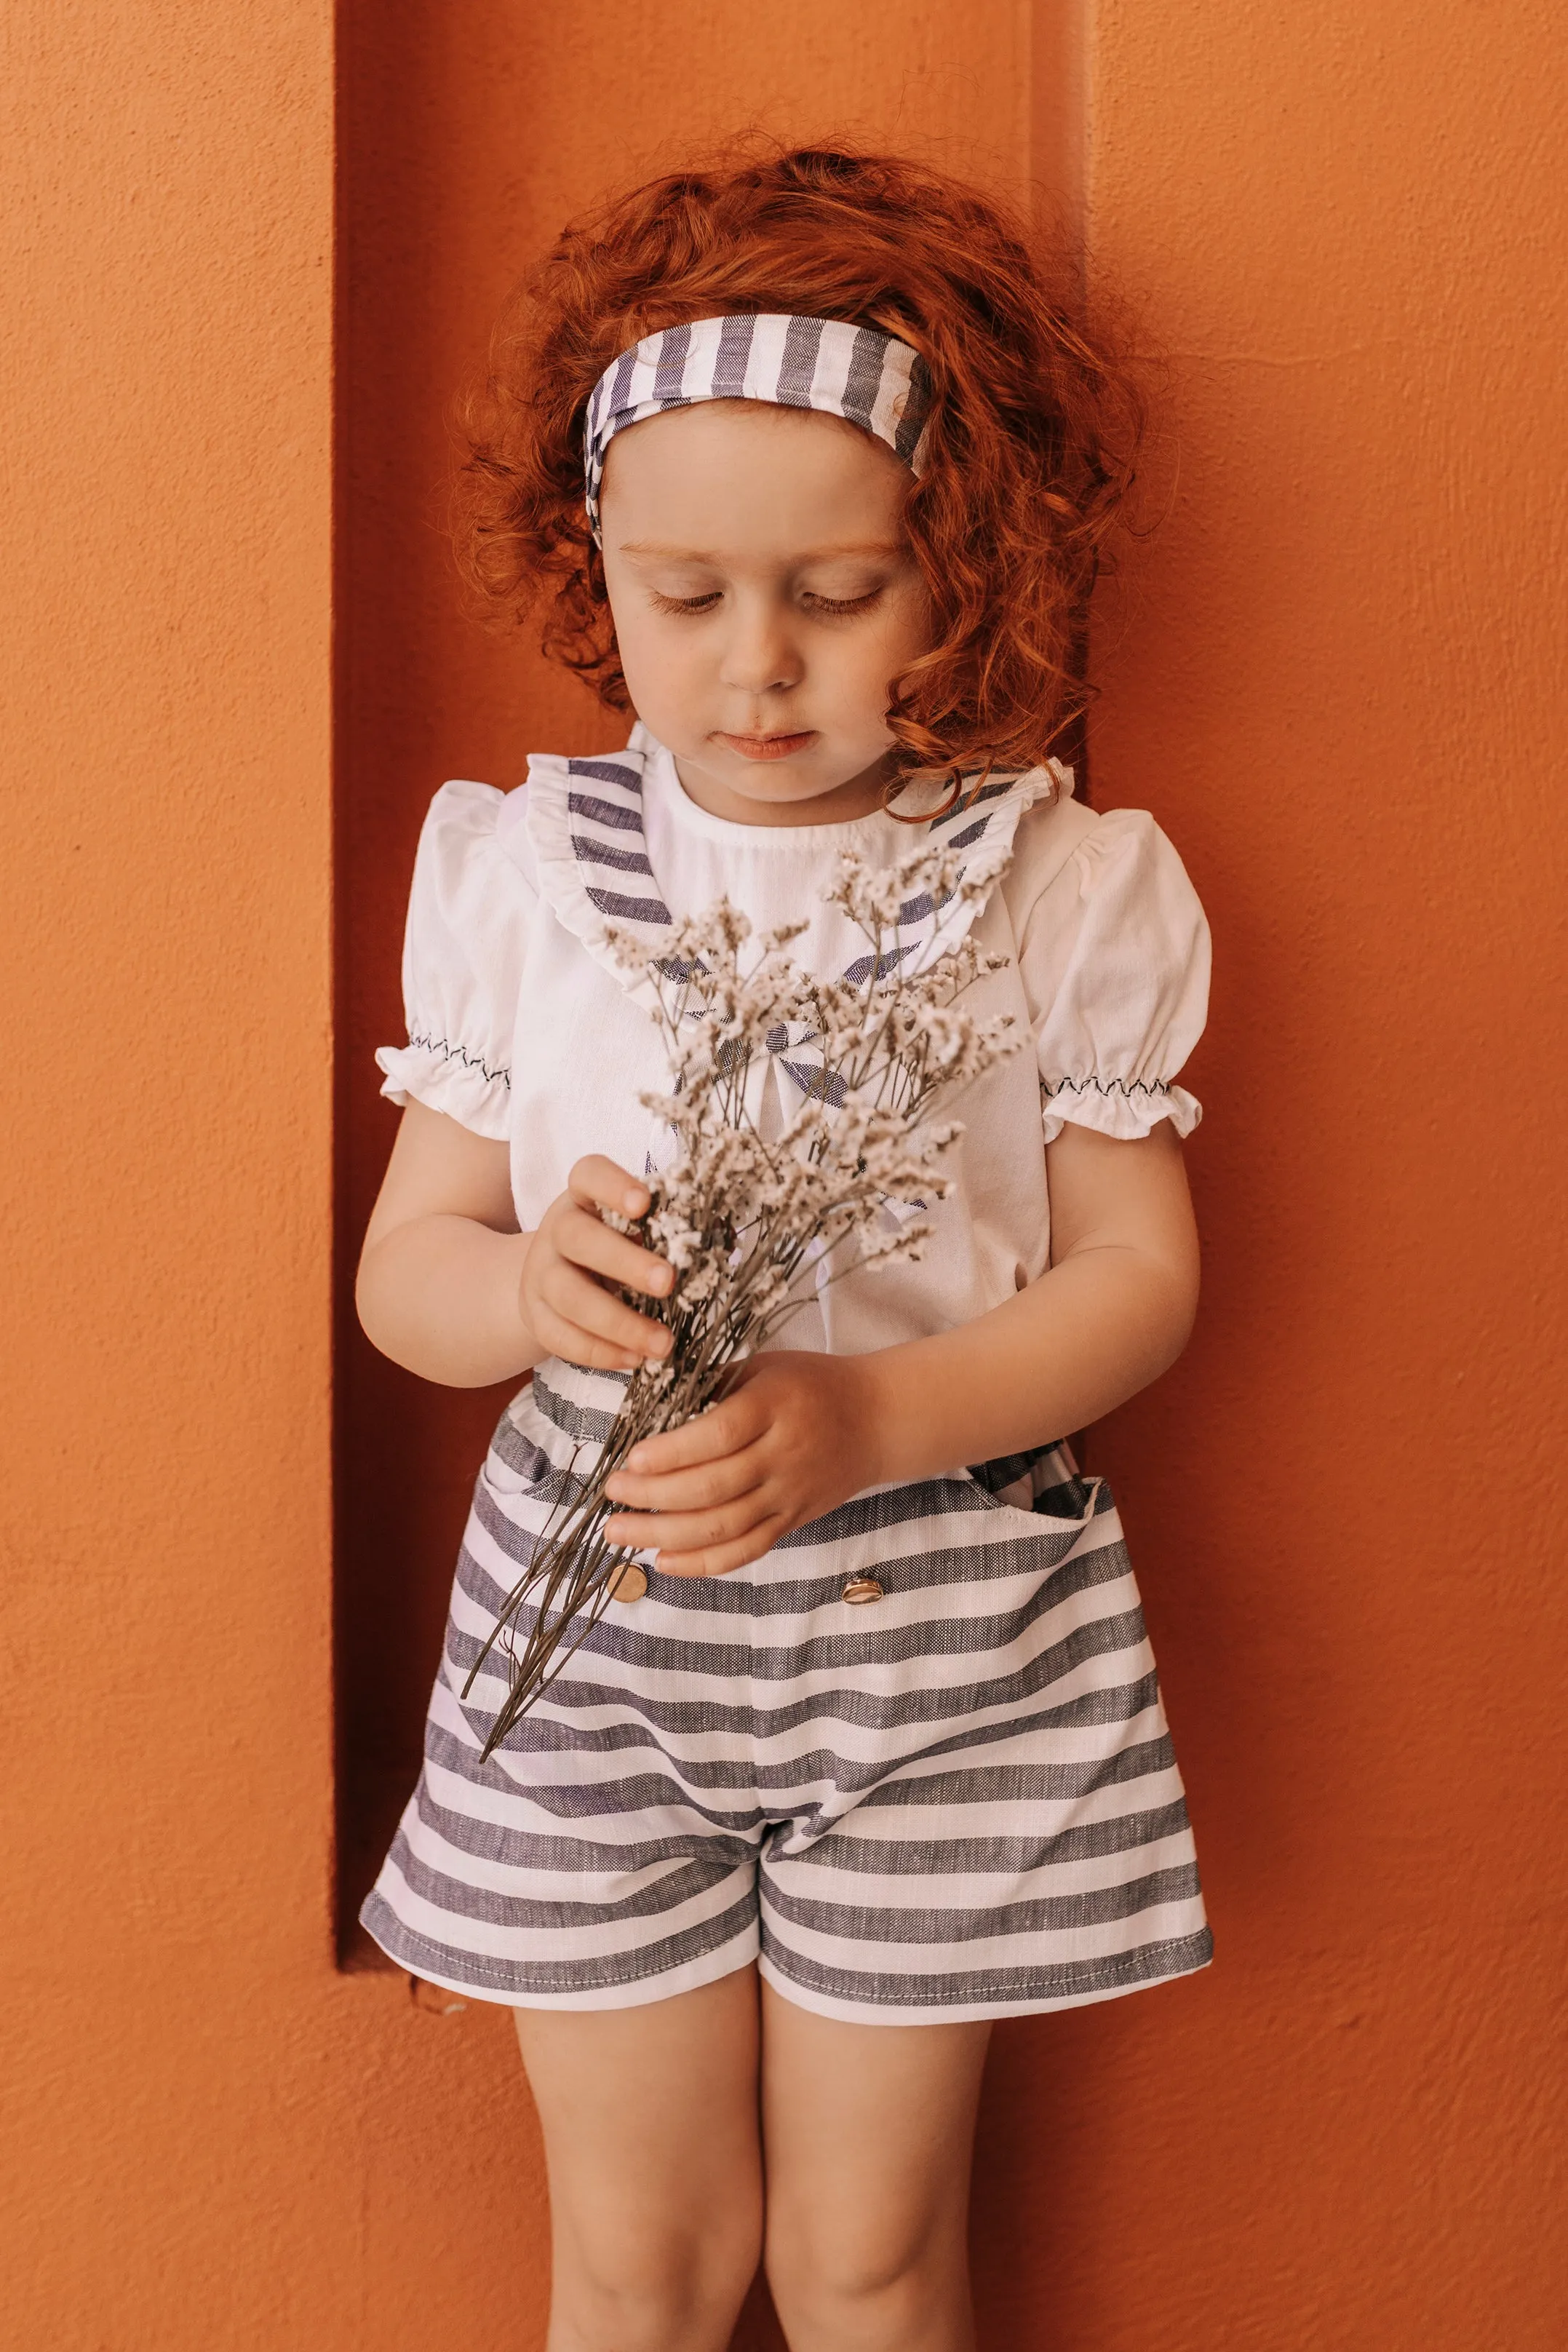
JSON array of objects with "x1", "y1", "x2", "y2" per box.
[{"x1": 714, "y1": 730, "x2": 817, "y2": 762}]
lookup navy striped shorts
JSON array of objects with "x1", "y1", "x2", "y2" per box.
[{"x1": 360, "y1": 1362, "x2": 1212, "y2": 2023}]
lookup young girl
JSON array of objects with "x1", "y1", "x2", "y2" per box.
[{"x1": 357, "y1": 148, "x2": 1212, "y2": 2352}]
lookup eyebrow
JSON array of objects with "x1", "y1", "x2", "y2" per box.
[{"x1": 616, "y1": 539, "x2": 906, "y2": 561}]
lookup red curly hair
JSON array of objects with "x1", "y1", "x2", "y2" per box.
[{"x1": 455, "y1": 145, "x2": 1146, "y2": 807}]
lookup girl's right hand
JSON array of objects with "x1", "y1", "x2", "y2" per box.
[{"x1": 519, "y1": 1156, "x2": 675, "y2": 1372}]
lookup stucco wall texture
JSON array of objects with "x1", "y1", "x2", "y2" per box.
[{"x1": 3, "y1": 0, "x2": 1563, "y2": 2345}]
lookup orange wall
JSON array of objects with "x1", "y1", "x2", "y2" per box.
[
  {"x1": 1059, "y1": 4, "x2": 1568, "y2": 2340},
  {"x1": 4, "y1": 2, "x2": 1565, "y2": 2348}
]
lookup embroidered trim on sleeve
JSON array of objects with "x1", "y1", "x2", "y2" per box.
[
  {"x1": 407, "y1": 1030, "x2": 512, "y2": 1089},
  {"x1": 1040, "y1": 1075, "x2": 1172, "y2": 1102}
]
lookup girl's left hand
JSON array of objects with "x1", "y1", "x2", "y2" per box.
[{"x1": 602, "y1": 1351, "x2": 884, "y2": 1577}]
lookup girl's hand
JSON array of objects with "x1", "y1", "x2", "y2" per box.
[
  {"x1": 602, "y1": 1351, "x2": 883, "y2": 1577},
  {"x1": 519, "y1": 1156, "x2": 675, "y2": 1372}
]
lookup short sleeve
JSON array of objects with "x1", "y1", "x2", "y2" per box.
[
  {"x1": 1019, "y1": 807, "x2": 1211, "y2": 1145},
  {"x1": 374, "y1": 779, "x2": 530, "y2": 1141}
]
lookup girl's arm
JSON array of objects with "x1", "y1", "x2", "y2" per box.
[
  {"x1": 862, "y1": 1119, "x2": 1200, "y2": 1481},
  {"x1": 355, "y1": 1101, "x2": 674, "y2": 1386},
  {"x1": 602, "y1": 1121, "x2": 1199, "y2": 1573}
]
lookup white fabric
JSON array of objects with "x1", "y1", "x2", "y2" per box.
[{"x1": 375, "y1": 731, "x2": 1210, "y2": 1359}]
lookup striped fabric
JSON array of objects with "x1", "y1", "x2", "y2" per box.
[
  {"x1": 359, "y1": 1362, "x2": 1213, "y2": 2020},
  {"x1": 561, "y1": 755, "x2": 676, "y2": 931},
  {"x1": 582, "y1": 314, "x2": 934, "y2": 541},
  {"x1": 560, "y1": 744, "x2": 1019, "y2": 970}
]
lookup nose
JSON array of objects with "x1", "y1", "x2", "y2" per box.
[{"x1": 717, "y1": 591, "x2": 804, "y2": 699}]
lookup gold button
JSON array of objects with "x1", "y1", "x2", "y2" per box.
[
  {"x1": 841, "y1": 1576, "x2": 885, "y2": 1605},
  {"x1": 609, "y1": 1562, "x2": 648, "y2": 1603}
]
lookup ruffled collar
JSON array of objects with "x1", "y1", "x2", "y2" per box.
[{"x1": 526, "y1": 731, "x2": 1064, "y2": 1010}]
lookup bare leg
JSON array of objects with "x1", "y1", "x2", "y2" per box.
[
  {"x1": 760, "y1": 1981, "x2": 992, "y2": 2352},
  {"x1": 513, "y1": 1966, "x2": 763, "y2": 2352}
]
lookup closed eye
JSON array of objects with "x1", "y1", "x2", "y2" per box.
[
  {"x1": 803, "y1": 588, "x2": 883, "y2": 616},
  {"x1": 649, "y1": 589, "x2": 723, "y2": 616}
]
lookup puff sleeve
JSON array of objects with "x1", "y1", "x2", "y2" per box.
[
  {"x1": 1019, "y1": 807, "x2": 1211, "y2": 1145},
  {"x1": 374, "y1": 779, "x2": 529, "y2": 1141}
]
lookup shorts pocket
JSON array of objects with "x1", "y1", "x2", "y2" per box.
[{"x1": 965, "y1": 1439, "x2": 1105, "y2": 1523}]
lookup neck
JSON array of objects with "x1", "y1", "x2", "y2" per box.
[{"x1": 670, "y1": 750, "x2": 896, "y2": 828}]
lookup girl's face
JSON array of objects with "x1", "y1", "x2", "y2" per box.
[{"x1": 598, "y1": 400, "x2": 933, "y2": 826}]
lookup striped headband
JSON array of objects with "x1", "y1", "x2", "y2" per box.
[{"x1": 582, "y1": 314, "x2": 934, "y2": 543}]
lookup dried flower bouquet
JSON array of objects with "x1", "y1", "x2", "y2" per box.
[{"x1": 465, "y1": 836, "x2": 1023, "y2": 1757}]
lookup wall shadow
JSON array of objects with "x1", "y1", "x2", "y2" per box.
[{"x1": 332, "y1": 0, "x2": 627, "y2": 1956}]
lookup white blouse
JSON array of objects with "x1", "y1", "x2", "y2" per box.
[{"x1": 377, "y1": 729, "x2": 1210, "y2": 1359}]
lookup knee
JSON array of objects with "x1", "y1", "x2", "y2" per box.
[
  {"x1": 554, "y1": 2210, "x2": 760, "y2": 2352},
  {"x1": 764, "y1": 2209, "x2": 967, "y2": 2345}
]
